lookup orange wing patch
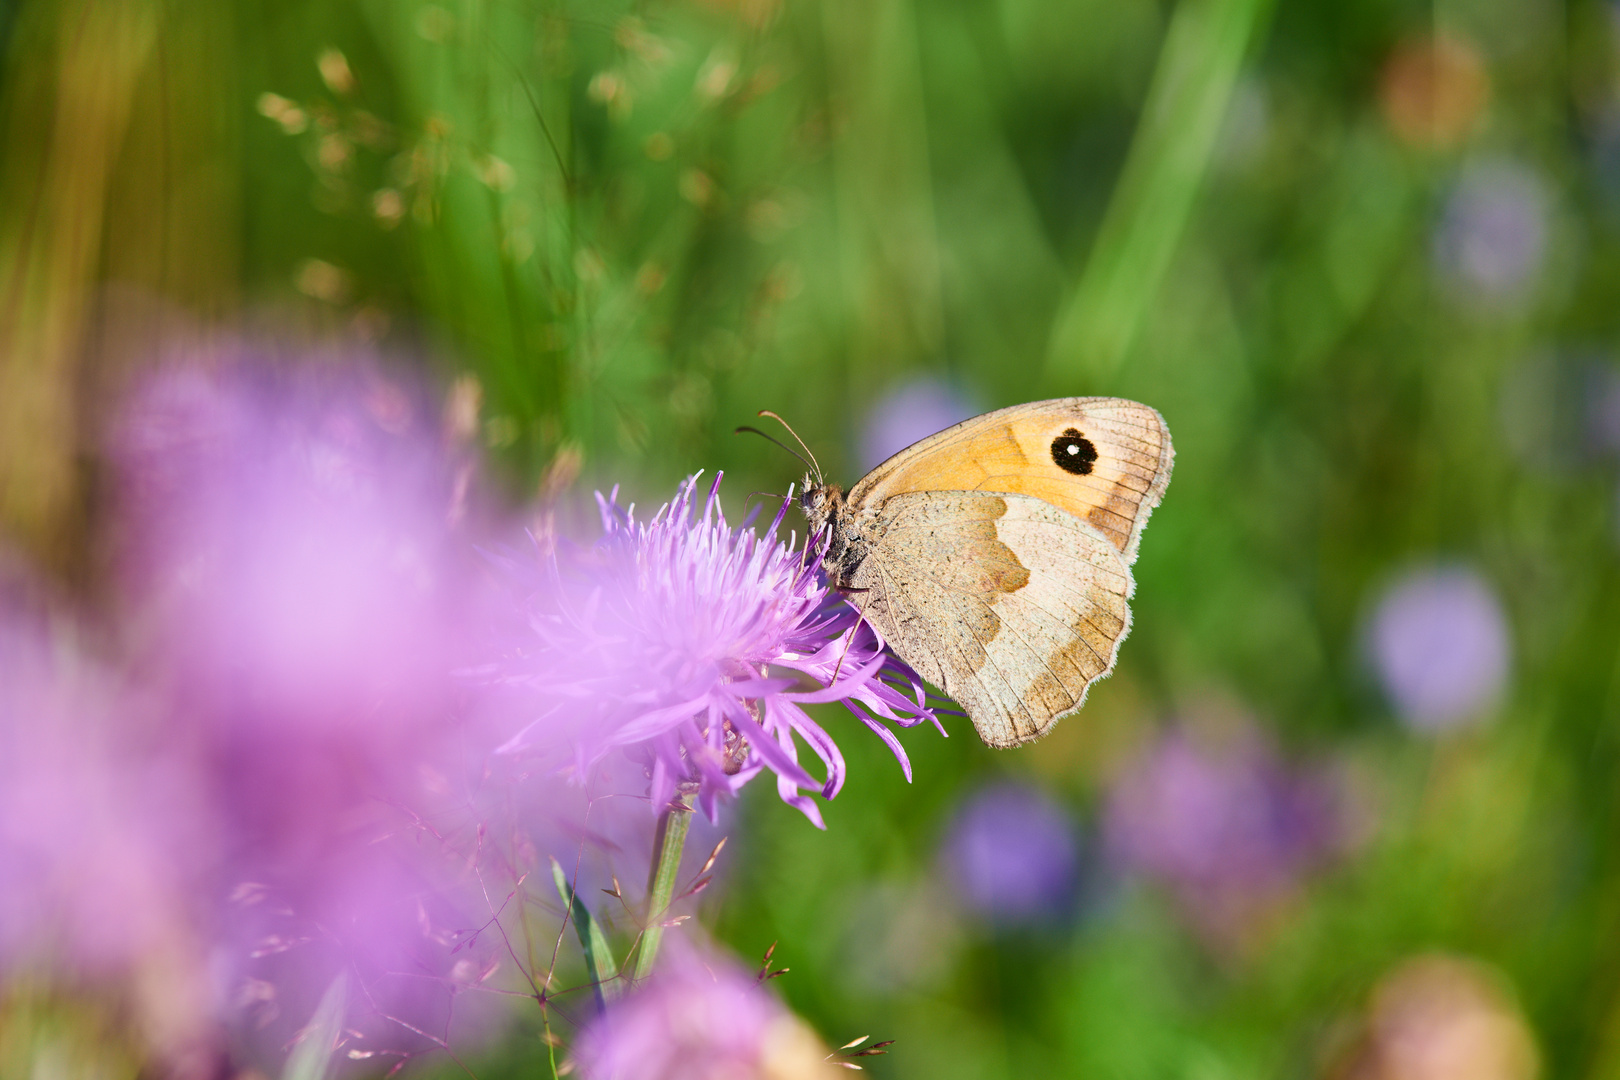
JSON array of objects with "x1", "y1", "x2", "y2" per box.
[{"x1": 847, "y1": 398, "x2": 1173, "y2": 565}]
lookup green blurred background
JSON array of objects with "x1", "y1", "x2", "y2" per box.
[{"x1": 4, "y1": 0, "x2": 1620, "y2": 1076}]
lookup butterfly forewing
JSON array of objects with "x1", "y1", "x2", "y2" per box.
[{"x1": 846, "y1": 397, "x2": 1173, "y2": 565}]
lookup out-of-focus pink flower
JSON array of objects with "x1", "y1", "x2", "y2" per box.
[
  {"x1": 0, "y1": 609, "x2": 207, "y2": 975},
  {"x1": 940, "y1": 781, "x2": 1078, "y2": 925},
  {"x1": 487, "y1": 474, "x2": 939, "y2": 828},
  {"x1": 0, "y1": 595, "x2": 222, "y2": 1069},
  {"x1": 111, "y1": 359, "x2": 471, "y2": 739},
  {"x1": 109, "y1": 357, "x2": 483, "y2": 862},
  {"x1": 1105, "y1": 719, "x2": 1348, "y2": 953},
  {"x1": 858, "y1": 378, "x2": 977, "y2": 472},
  {"x1": 106, "y1": 355, "x2": 502, "y2": 1068},
  {"x1": 1368, "y1": 565, "x2": 1511, "y2": 732},
  {"x1": 572, "y1": 941, "x2": 840, "y2": 1080}
]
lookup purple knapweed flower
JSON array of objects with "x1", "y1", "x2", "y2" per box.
[
  {"x1": 110, "y1": 356, "x2": 475, "y2": 746},
  {"x1": 1368, "y1": 565, "x2": 1511, "y2": 732},
  {"x1": 572, "y1": 941, "x2": 839, "y2": 1080},
  {"x1": 1105, "y1": 720, "x2": 1348, "y2": 953},
  {"x1": 106, "y1": 353, "x2": 505, "y2": 1067},
  {"x1": 858, "y1": 377, "x2": 977, "y2": 471},
  {"x1": 491, "y1": 474, "x2": 938, "y2": 827},
  {"x1": 941, "y1": 781, "x2": 1079, "y2": 925},
  {"x1": 0, "y1": 606, "x2": 210, "y2": 978},
  {"x1": 0, "y1": 588, "x2": 228, "y2": 1071}
]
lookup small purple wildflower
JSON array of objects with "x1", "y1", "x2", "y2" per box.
[
  {"x1": 493, "y1": 474, "x2": 938, "y2": 827},
  {"x1": 572, "y1": 941, "x2": 838, "y2": 1080},
  {"x1": 1368, "y1": 565, "x2": 1511, "y2": 732},
  {"x1": 941, "y1": 781, "x2": 1079, "y2": 925}
]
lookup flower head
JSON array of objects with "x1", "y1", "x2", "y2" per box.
[
  {"x1": 105, "y1": 353, "x2": 502, "y2": 1066},
  {"x1": 572, "y1": 941, "x2": 840, "y2": 1080},
  {"x1": 110, "y1": 356, "x2": 473, "y2": 742},
  {"x1": 492, "y1": 474, "x2": 937, "y2": 827}
]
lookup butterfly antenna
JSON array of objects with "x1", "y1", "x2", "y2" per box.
[
  {"x1": 735, "y1": 426, "x2": 817, "y2": 478},
  {"x1": 757, "y1": 410, "x2": 823, "y2": 487}
]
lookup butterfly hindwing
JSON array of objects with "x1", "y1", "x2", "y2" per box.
[{"x1": 847, "y1": 490, "x2": 1134, "y2": 747}]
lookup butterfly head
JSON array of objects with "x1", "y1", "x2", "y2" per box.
[{"x1": 799, "y1": 476, "x2": 844, "y2": 536}]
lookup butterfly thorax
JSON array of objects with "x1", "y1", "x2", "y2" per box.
[{"x1": 800, "y1": 478, "x2": 872, "y2": 589}]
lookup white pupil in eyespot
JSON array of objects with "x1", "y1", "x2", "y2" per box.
[{"x1": 1067, "y1": 445, "x2": 1079, "y2": 454}]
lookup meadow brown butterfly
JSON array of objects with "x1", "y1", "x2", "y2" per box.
[{"x1": 794, "y1": 398, "x2": 1173, "y2": 748}]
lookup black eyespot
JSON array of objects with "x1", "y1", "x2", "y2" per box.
[{"x1": 1051, "y1": 428, "x2": 1097, "y2": 475}]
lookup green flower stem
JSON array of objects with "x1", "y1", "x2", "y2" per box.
[{"x1": 633, "y1": 791, "x2": 694, "y2": 981}]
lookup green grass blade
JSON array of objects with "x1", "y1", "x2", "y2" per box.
[
  {"x1": 552, "y1": 857, "x2": 619, "y2": 1013},
  {"x1": 1046, "y1": 0, "x2": 1273, "y2": 382},
  {"x1": 280, "y1": 972, "x2": 346, "y2": 1080}
]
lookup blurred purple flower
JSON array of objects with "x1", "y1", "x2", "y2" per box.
[
  {"x1": 859, "y1": 377, "x2": 977, "y2": 471},
  {"x1": 489, "y1": 474, "x2": 938, "y2": 828},
  {"x1": 1433, "y1": 159, "x2": 1550, "y2": 306},
  {"x1": 572, "y1": 941, "x2": 837, "y2": 1080},
  {"x1": 112, "y1": 359, "x2": 472, "y2": 742},
  {"x1": 0, "y1": 610, "x2": 209, "y2": 976},
  {"x1": 1368, "y1": 565, "x2": 1510, "y2": 731},
  {"x1": 106, "y1": 355, "x2": 503, "y2": 1067},
  {"x1": 0, "y1": 596, "x2": 225, "y2": 1069},
  {"x1": 941, "y1": 781, "x2": 1078, "y2": 924},
  {"x1": 1105, "y1": 722, "x2": 1346, "y2": 951}
]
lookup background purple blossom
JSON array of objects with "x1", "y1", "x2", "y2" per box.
[
  {"x1": 858, "y1": 377, "x2": 978, "y2": 471},
  {"x1": 940, "y1": 781, "x2": 1079, "y2": 925},
  {"x1": 1367, "y1": 565, "x2": 1511, "y2": 732},
  {"x1": 1105, "y1": 719, "x2": 1349, "y2": 953},
  {"x1": 1433, "y1": 159, "x2": 1552, "y2": 308},
  {"x1": 95, "y1": 354, "x2": 510, "y2": 1071}
]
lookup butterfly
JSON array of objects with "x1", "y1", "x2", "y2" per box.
[{"x1": 794, "y1": 398, "x2": 1173, "y2": 748}]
